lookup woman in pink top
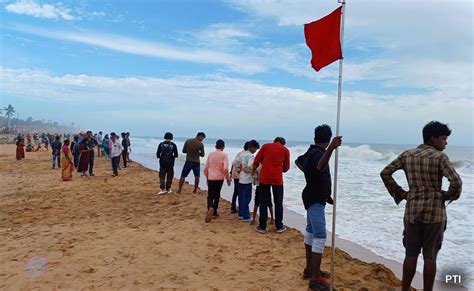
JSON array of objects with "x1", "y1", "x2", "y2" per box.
[{"x1": 204, "y1": 139, "x2": 230, "y2": 223}]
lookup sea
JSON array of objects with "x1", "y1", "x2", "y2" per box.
[{"x1": 130, "y1": 136, "x2": 473, "y2": 288}]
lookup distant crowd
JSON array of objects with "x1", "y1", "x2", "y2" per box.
[{"x1": 14, "y1": 131, "x2": 132, "y2": 180}]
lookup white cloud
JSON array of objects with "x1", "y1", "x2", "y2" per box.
[
  {"x1": 225, "y1": 0, "x2": 473, "y2": 58},
  {"x1": 192, "y1": 23, "x2": 254, "y2": 47},
  {"x1": 4, "y1": 0, "x2": 78, "y2": 20},
  {"x1": 1, "y1": 66, "x2": 472, "y2": 144},
  {"x1": 88, "y1": 11, "x2": 106, "y2": 17},
  {"x1": 9, "y1": 24, "x2": 265, "y2": 74}
]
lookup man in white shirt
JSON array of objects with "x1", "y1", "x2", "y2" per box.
[
  {"x1": 236, "y1": 140, "x2": 260, "y2": 222},
  {"x1": 110, "y1": 132, "x2": 123, "y2": 177}
]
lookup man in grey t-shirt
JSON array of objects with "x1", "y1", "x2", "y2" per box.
[{"x1": 177, "y1": 132, "x2": 206, "y2": 194}]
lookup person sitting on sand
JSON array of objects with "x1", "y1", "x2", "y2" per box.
[
  {"x1": 235, "y1": 140, "x2": 260, "y2": 223},
  {"x1": 61, "y1": 139, "x2": 74, "y2": 181},
  {"x1": 77, "y1": 137, "x2": 90, "y2": 177},
  {"x1": 295, "y1": 124, "x2": 341, "y2": 291},
  {"x1": 380, "y1": 121, "x2": 462, "y2": 291},
  {"x1": 156, "y1": 132, "x2": 179, "y2": 195},
  {"x1": 25, "y1": 140, "x2": 33, "y2": 152},
  {"x1": 110, "y1": 132, "x2": 123, "y2": 177},
  {"x1": 177, "y1": 132, "x2": 206, "y2": 194},
  {"x1": 250, "y1": 163, "x2": 274, "y2": 226},
  {"x1": 204, "y1": 139, "x2": 230, "y2": 223},
  {"x1": 252, "y1": 137, "x2": 290, "y2": 234},
  {"x1": 16, "y1": 138, "x2": 25, "y2": 160},
  {"x1": 230, "y1": 141, "x2": 249, "y2": 213}
]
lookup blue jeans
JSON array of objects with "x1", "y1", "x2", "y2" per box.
[
  {"x1": 305, "y1": 203, "x2": 327, "y2": 254},
  {"x1": 238, "y1": 183, "x2": 252, "y2": 220}
]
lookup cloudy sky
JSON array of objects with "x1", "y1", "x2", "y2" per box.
[{"x1": 0, "y1": 0, "x2": 472, "y2": 145}]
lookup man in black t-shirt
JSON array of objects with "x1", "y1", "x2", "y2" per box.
[
  {"x1": 295, "y1": 124, "x2": 342, "y2": 291},
  {"x1": 157, "y1": 132, "x2": 179, "y2": 194}
]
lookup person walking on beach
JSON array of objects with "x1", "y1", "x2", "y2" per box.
[
  {"x1": 295, "y1": 125, "x2": 341, "y2": 290},
  {"x1": 96, "y1": 131, "x2": 103, "y2": 157},
  {"x1": 15, "y1": 138, "x2": 25, "y2": 160},
  {"x1": 156, "y1": 132, "x2": 179, "y2": 195},
  {"x1": 125, "y1": 132, "x2": 132, "y2": 162},
  {"x1": 235, "y1": 140, "x2": 260, "y2": 222},
  {"x1": 61, "y1": 139, "x2": 74, "y2": 181},
  {"x1": 230, "y1": 141, "x2": 249, "y2": 213},
  {"x1": 204, "y1": 139, "x2": 230, "y2": 222},
  {"x1": 102, "y1": 134, "x2": 110, "y2": 160},
  {"x1": 121, "y1": 132, "x2": 128, "y2": 168},
  {"x1": 380, "y1": 121, "x2": 462, "y2": 291},
  {"x1": 72, "y1": 135, "x2": 80, "y2": 168},
  {"x1": 87, "y1": 131, "x2": 97, "y2": 176},
  {"x1": 253, "y1": 137, "x2": 290, "y2": 234},
  {"x1": 77, "y1": 137, "x2": 90, "y2": 177},
  {"x1": 177, "y1": 132, "x2": 206, "y2": 194},
  {"x1": 110, "y1": 132, "x2": 123, "y2": 177},
  {"x1": 51, "y1": 135, "x2": 62, "y2": 169},
  {"x1": 250, "y1": 162, "x2": 274, "y2": 226}
]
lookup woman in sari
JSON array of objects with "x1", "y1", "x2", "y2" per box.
[
  {"x1": 16, "y1": 138, "x2": 25, "y2": 160},
  {"x1": 77, "y1": 138, "x2": 90, "y2": 177},
  {"x1": 61, "y1": 139, "x2": 74, "y2": 181}
]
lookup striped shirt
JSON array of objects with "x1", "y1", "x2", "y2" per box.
[{"x1": 380, "y1": 144, "x2": 462, "y2": 223}]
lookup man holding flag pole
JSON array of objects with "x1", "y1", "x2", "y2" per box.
[{"x1": 301, "y1": 1, "x2": 346, "y2": 290}]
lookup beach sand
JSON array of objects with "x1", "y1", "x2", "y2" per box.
[{"x1": 0, "y1": 144, "x2": 405, "y2": 290}]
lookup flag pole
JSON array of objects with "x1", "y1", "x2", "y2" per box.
[{"x1": 330, "y1": 1, "x2": 346, "y2": 290}]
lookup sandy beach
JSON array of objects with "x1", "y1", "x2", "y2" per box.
[{"x1": 0, "y1": 143, "x2": 406, "y2": 290}]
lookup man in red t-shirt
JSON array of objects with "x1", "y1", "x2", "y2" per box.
[{"x1": 252, "y1": 137, "x2": 290, "y2": 234}]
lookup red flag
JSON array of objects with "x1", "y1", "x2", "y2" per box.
[{"x1": 304, "y1": 7, "x2": 343, "y2": 72}]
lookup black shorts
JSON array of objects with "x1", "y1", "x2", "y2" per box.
[
  {"x1": 254, "y1": 186, "x2": 273, "y2": 208},
  {"x1": 181, "y1": 161, "x2": 200, "y2": 178},
  {"x1": 403, "y1": 219, "x2": 446, "y2": 259}
]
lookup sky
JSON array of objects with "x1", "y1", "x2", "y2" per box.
[{"x1": 0, "y1": 0, "x2": 472, "y2": 146}]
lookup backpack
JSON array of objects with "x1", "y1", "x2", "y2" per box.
[{"x1": 160, "y1": 143, "x2": 175, "y2": 164}]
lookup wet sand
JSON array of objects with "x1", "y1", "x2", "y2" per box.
[{"x1": 1, "y1": 144, "x2": 407, "y2": 290}]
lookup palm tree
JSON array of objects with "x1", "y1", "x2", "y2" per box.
[{"x1": 3, "y1": 104, "x2": 15, "y2": 128}]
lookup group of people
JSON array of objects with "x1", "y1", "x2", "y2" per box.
[
  {"x1": 155, "y1": 121, "x2": 462, "y2": 291},
  {"x1": 13, "y1": 121, "x2": 464, "y2": 291},
  {"x1": 155, "y1": 131, "x2": 291, "y2": 232},
  {"x1": 15, "y1": 130, "x2": 133, "y2": 180}
]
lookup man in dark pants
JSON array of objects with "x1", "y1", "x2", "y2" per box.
[
  {"x1": 87, "y1": 131, "x2": 97, "y2": 176},
  {"x1": 253, "y1": 137, "x2": 290, "y2": 234},
  {"x1": 156, "y1": 132, "x2": 178, "y2": 195},
  {"x1": 121, "y1": 132, "x2": 128, "y2": 168},
  {"x1": 51, "y1": 135, "x2": 62, "y2": 169},
  {"x1": 381, "y1": 121, "x2": 462, "y2": 291},
  {"x1": 230, "y1": 141, "x2": 250, "y2": 213},
  {"x1": 110, "y1": 132, "x2": 123, "y2": 177}
]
